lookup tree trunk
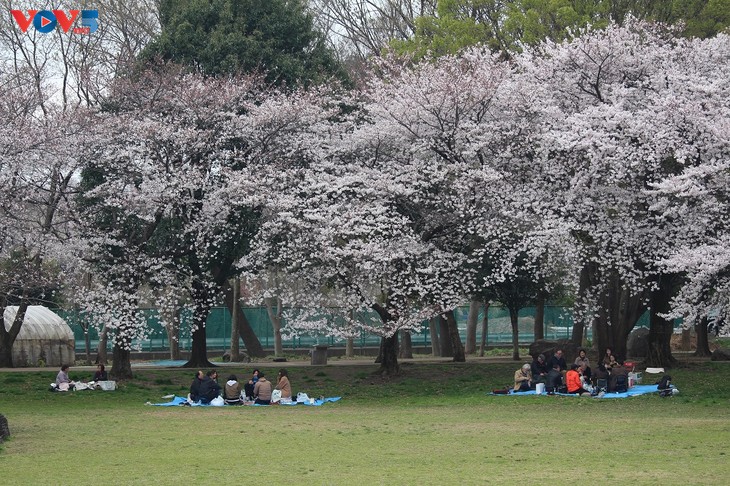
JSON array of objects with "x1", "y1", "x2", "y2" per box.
[
  {"x1": 229, "y1": 279, "x2": 240, "y2": 361},
  {"x1": 681, "y1": 327, "x2": 691, "y2": 352},
  {"x1": 572, "y1": 263, "x2": 593, "y2": 345},
  {"x1": 479, "y1": 302, "x2": 490, "y2": 357},
  {"x1": 95, "y1": 322, "x2": 108, "y2": 365},
  {"x1": 646, "y1": 275, "x2": 678, "y2": 368},
  {"x1": 84, "y1": 328, "x2": 92, "y2": 365},
  {"x1": 265, "y1": 296, "x2": 283, "y2": 357},
  {"x1": 346, "y1": 337, "x2": 354, "y2": 358},
  {"x1": 372, "y1": 303, "x2": 399, "y2": 374},
  {"x1": 184, "y1": 280, "x2": 214, "y2": 368},
  {"x1": 534, "y1": 293, "x2": 545, "y2": 341},
  {"x1": 378, "y1": 333, "x2": 400, "y2": 375},
  {"x1": 399, "y1": 329, "x2": 413, "y2": 359},
  {"x1": 445, "y1": 310, "x2": 466, "y2": 362},
  {"x1": 438, "y1": 315, "x2": 454, "y2": 357},
  {"x1": 694, "y1": 316, "x2": 711, "y2": 357},
  {"x1": 110, "y1": 329, "x2": 133, "y2": 380},
  {"x1": 168, "y1": 308, "x2": 181, "y2": 360},
  {"x1": 591, "y1": 271, "x2": 646, "y2": 362},
  {"x1": 465, "y1": 299, "x2": 480, "y2": 354},
  {"x1": 429, "y1": 317, "x2": 440, "y2": 356},
  {"x1": 222, "y1": 281, "x2": 265, "y2": 358},
  {"x1": 0, "y1": 302, "x2": 29, "y2": 368},
  {"x1": 509, "y1": 306, "x2": 520, "y2": 361}
]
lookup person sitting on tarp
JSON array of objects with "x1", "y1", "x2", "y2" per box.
[
  {"x1": 603, "y1": 347, "x2": 618, "y2": 371},
  {"x1": 574, "y1": 349, "x2": 591, "y2": 382},
  {"x1": 546, "y1": 363, "x2": 564, "y2": 394},
  {"x1": 275, "y1": 368, "x2": 292, "y2": 400},
  {"x1": 253, "y1": 371, "x2": 273, "y2": 405},
  {"x1": 223, "y1": 374, "x2": 243, "y2": 405},
  {"x1": 189, "y1": 370, "x2": 204, "y2": 402},
  {"x1": 513, "y1": 363, "x2": 533, "y2": 392},
  {"x1": 549, "y1": 349, "x2": 567, "y2": 373},
  {"x1": 55, "y1": 364, "x2": 75, "y2": 391},
  {"x1": 198, "y1": 370, "x2": 221, "y2": 404},
  {"x1": 244, "y1": 369, "x2": 260, "y2": 400},
  {"x1": 531, "y1": 354, "x2": 549, "y2": 383},
  {"x1": 93, "y1": 364, "x2": 108, "y2": 382},
  {"x1": 566, "y1": 364, "x2": 590, "y2": 395},
  {"x1": 609, "y1": 361, "x2": 629, "y2": 392},
  {"x1": 592, "y1": 362, "x2": 609, "y2": 387}
]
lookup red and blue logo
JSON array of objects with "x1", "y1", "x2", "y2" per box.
[{"x1": 11, "y1": 9, "x2": 99, "y2": 34}]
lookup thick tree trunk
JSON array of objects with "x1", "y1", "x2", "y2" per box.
[
  {"x1": 110, "y1": 329, "x2": 133, "y2": 380},
  {"x1": 84, "y1": 329, "x2": 91, "y2": 365},
  {"x1": 509, "y1": 307, "x2": 520, "y2": 361},
  {"x1": 445, "y1": 310, "x2": 466, "y2": 362},
  {"x1": 184, "y1": 281, "x2": 214, "y2": 368},
  {"x1": 681, "y1": 327, "x2": 691, "y2": 352},
  {"x1": 534, "y1": 293, "x2": 545, "y2": 341},
  {"x1": 590, "y1": 271, "x2": 646, "y2": 362},
  {"x1": 695, "y1": 317, "x2": 711, "y2": 357},
  {"x1": 378, "y1": 333, "x2": 400, "y2": 375},
  {"x1": 186, "y1": 325, "x2": 214, "y2": 368},
  {"x1": 646, "y1": 275, "x2": 678, "y2": 368},
  {"x1": 222, "y1": 281, "x2": 265, "y2": 358},
  {"x1": 0, "y1": 302, "x2": 29, "y2": 368},
  {"x1": 572, "y1": 264, "x2": 593, "y2": 345},
  {"x1": 429, "y1": 317, "x2": 440, "y2": 356},
  {"x1": 398, "y1": 329, "x2": 413, "y2": 359},
  {"x1": 95, "y1": 322, "x2": 108, "y2": 365},
  {"x1": 479, "y1": 302, "x2": 490, "y2": 357},
  {"x1": 229, "y1": 279, "x2": 240, "y2": 361},
  {"x1": 438, "y1": 315, "x2": 454, "y2": 357},
  {"x1": 346, "y1": 337, "x2": 354, "y2": 358},
  {"x1": 168, "y1": 308, "x2": 181, "y2": 360},
  {"x1": 265, "y1": 296, "x2": 283, "y2": 357},
  {"x1": 372, "y1": 303, "x2": 399, "y2": 375},
  {"x1": 465, "y1": 299, "x2": 480, "y2": 354}
]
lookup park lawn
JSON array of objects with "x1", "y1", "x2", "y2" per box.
[{"x1": 0, "y1": 362, "x2": 729, "y2": 485}]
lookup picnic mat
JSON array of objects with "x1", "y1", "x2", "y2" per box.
[
  {"x1": 492, "y1": 384, "x2": 662, "y2": 399},
  {"x1": 149, "y1": 396, "x2": 342, "y2": 407}
]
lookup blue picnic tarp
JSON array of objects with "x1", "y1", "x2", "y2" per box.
[
  {"x1": 149, "y1": 396, "x2": 342, "y2": 406},
  {"x1": 492, "y1": 384, "x2": 663, "y2": 398}
]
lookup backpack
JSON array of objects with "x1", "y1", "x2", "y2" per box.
[{"x1": 657, "y1": 375, "x2": 672, "y2": 390}]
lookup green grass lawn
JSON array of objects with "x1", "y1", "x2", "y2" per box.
[{"x1": 1, "y1": 361, "x2": 729, "y2": 485}]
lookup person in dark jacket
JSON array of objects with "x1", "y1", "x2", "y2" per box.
[
  {"x1": 531, "y1": 354, "x2": 549, "y2": 383},
  {"x1": 198, "y1": 370, "x2": 221, "y2": 404},
  {"x1": 93, "y1": 364, "x2": 108, "y2": 381},
  {"x1": 189, "y1": 370, "x2": 204, "y2": 402},
  {"x1": 244, "y1": 369, "x2": 260, "y2": 400},
  {"x1": 548, "y1": 349, "x2": 567, "y2": 373},
  {"x1": 546, "y1": 363, "x2": 564, "y2": 394},
  {"x1": 609, "y1": 362, "x2": 629, "y2": 392}
]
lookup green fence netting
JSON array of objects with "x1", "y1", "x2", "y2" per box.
[{"x1": 57, "y1": 305, "x2": 661, "y2": 353}]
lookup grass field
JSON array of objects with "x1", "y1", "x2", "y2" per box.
[{"x1": 1, "y1": 360, "x2": 729, "y2": 485}]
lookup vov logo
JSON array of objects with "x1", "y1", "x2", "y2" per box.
[{"x1": 10, "y1": 9, "x2": 99, "y2": 34}]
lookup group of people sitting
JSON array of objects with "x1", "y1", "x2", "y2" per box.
[
  {"x1": 189, "y1": 368, "x2": 292, "y2": 405},
  {"x1": 515, "y1": 347, "x2": 631, "y2": 396},
  {"x1": 53, "y1": 364, "x2": 109, "y2": 391}
]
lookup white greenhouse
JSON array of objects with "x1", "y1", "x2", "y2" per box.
[{"x1": 3, "y1": 306, "x2": 75, "y2": 367}]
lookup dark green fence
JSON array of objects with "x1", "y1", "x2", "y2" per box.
[{"x1": 58, "y1": 305, "x2": 660, "y2": 353}]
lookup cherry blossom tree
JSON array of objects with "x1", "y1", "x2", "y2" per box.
[
  {"x1": 649, "y1": 33, "x2": 730, "y2": 355},
  {"x1": 75, "y1": 64, "x2": 342, "y2": 372},
  {"x1": 247, "y1": 47, "x2": 569, "y2": 373},
  {"x1": 515, "y1": 21, "x2": 730, "y2": 365}
]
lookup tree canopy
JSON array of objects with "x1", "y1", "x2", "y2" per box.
[{"x1": 142, "y1": 0, "x2": 349, "y2": 87}]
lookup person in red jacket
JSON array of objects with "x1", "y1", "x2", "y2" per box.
[{"x1": 566, "y1": 364, "x2": 590, "y2": 395}]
